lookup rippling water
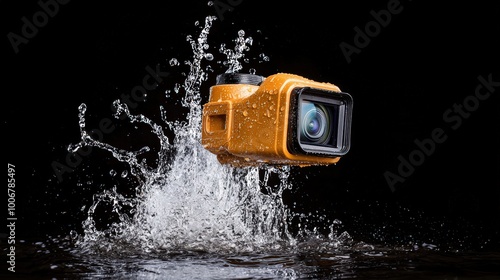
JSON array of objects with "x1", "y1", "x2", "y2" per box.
[
  {"x1": 4, "y1": 13, "x2": 499, "y2": 280},
  {"x1": 9, "y1": 236, "x2": 500, "y2": 279}
]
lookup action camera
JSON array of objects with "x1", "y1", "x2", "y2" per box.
[{"x1": 201, "y1": 73, "x2": 353, "y2": 167}]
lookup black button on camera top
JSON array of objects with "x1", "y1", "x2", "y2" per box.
[{"x1": 216, "y1": 73, "x2": 265, "y2": 86}]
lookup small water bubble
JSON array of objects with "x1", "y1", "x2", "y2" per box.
[
  {"x1": 207, "y1": 1, "x2": 214, "y2": 6},
  {"x1": 249, "y1": 68, "x2": 256, "y2": 75},
  {"x1": 242, "y1": 110, "x2": 249, "y2": 117},
  {"x1": 169, "y1": 58, "x2": 179, "y2": 66},
  {"x1": 174, "y1": 83, "x2": 181, "y2": 93},
  {"x1": 194, "y1": 21, "x2": 199, "y2": 26},
  {"x1": 121, "y1": 170, "x2": 128, "y2": 178},
  {"x1": 245, "y1": 37, "x2": 253, "y2": 45},
  {"x1": 237, "y1": 30, "x2": 245, "y2": 37},
  {"x1": 259, "y1": 53, "x2": 270, "y2": 62},
  {"x1": 204, "y1": 53, "x2": 214, "y2": 61}
]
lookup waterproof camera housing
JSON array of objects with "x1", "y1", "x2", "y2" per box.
[{"x1": 201, "y1": 73, "x2": 353, "y2": 167}]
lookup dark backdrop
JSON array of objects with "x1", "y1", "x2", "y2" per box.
[{"x1": 3, "y1": 0, "x2": 499, "y2": 251}]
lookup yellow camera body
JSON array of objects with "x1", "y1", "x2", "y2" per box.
[{"x1": 201, "y1": 73, "x2": 353, "y2": 167}]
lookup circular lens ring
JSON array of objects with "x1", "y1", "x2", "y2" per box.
[{"x1": 301, "y1": 104, "x2": 331, "y2": 144}]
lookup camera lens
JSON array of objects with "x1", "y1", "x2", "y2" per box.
[
  {"x1": 288, "y1": 87, "x2": 352, "y2": 157},
  {"x1": 300, "y1": 101, "x2": 331, "y2": 144}
]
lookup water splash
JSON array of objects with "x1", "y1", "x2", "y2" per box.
[
  {"x1": 69, "y1": 15, "x2": 349, "y2": 256},
  {"x1": 67, "y1": 16, "x2": 289, "y2": 254}
]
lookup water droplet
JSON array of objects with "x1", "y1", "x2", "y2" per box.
[
  {"x1": 242, "y1": 110, "x2": 248, "y2": 117},
  {"x1": 249, "y1": 68, "x2": 256, "y2": 75},
  {"x1": 204, "y1": 53, "x2": 214, "y2": 61},
  {"x1": 121, "y1": 170, "x2": 128, "y2": 178},
  {"x1": 207, "y1": 1, "x2": 214, "y2": 6},
  {"x1": 252, "y1": 103, "x2": 257, "y2": 109},
  {"x1": 174, "y1": 83, "x2": 181, "y2": 93},
  {"x1": 169, "y1": 58, "x2": 179, "y2": 66}
]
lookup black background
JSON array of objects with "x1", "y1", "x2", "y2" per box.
[{"x1": 3, "y1": 0, "x2": 500, "y2": 251}]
